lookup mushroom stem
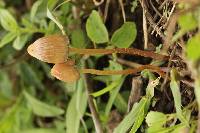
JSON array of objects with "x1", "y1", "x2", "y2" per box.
[
  {"x1": 70, "y1": 47, "x2": 169, "y2": 60},
  {"x1": 81, "y1": 65, "x2": 166, "y2": 77}
]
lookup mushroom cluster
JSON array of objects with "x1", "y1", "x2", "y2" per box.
[{"x1": 27, "y1": 34, "x2": 168, "y2": 83}]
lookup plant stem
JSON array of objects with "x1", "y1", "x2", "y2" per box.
[
  {"x1": 70, "y1": 47, "x2": 169, "y2": 60},
  {"x1": 81, "y1": 65, "x2": 165, "y2": 77},
  {"x1": 82, "y1": 60, "x2": 104, "y2": 133}
]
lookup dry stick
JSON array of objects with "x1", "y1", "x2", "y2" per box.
[
  {"x1": 118, "y1": 0, "x2": 126, "y2": 22},
  {"x1": 149, "y1": 0, "x2": 162, "y2": 18},
  {"x1": 147, "y1": 0, "x2": 169, "y2": 36},
  {"x1": 115, "y1": 57, "x2": 142, "y2": 68},
  {"x1": 83, "y1": 62, "x2": 104, "y2": 133},
  {"x1": 103, "y1": 0, "x2": 111, "y2": 22},
  {"x1": 140, "y1": 0, "x2": 148, "y2": 49},
  {"x1": 70, "y1": 47, "x2": 169, "y2": 60},
  {"x1": 81, "y1": 65, "x2": 166, "y2": 78}
]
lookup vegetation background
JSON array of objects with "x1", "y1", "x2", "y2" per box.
[{"x1": 0, "y1": 0, "x2": 200, "y2": 133}]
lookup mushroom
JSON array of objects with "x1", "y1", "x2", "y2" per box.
[
  {"x1": 27, "y1": 34, "x2": 167, "y2": 83},
  {"x1": 28, "y1": 34, "x2": 169, "y2": 64}
]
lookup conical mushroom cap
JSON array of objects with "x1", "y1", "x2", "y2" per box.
[
  {"x1": 27, "y1": 35, "x2": 69, "y2": 63},
  {"x1": 51, "y1": 61, "x2": 80, "y2": 83}
]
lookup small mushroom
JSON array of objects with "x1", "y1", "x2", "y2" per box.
[
  {"x1": 27, "y1": 34, "x2": 169, "y2": 64},
  {"x1": 27, "y1": 34, "x2": 69, "y2": 63},
  {"x1": 51, "y1": 60, "x2": 80, "y2": 83}
]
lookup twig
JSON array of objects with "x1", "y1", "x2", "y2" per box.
[
  {"x1": 118, "y1": 0, "x2": 126, "y2": 22},
  {"x1": 83, "y1": 61, "x2": 104, "y2": 133},
  {"x1": 140, "y1": 0, "x2": 148, "y2": 49},
  {"x1": 104, "y1": 0, "x2": 111, "y2": 22},
  {"x1": 115, "y1": 57, "x2": 142, "y2": 68},
  {"x1": 149, "y1": 0, "x2": 162, "y2": 17}
]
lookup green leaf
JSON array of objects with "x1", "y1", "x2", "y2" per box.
[
  {"x1": 105, "y1": 60, "x2": 123, "y2": 81},
  {"x1": 113, "y1": 98, "x2": 146, "y2": 133},
  {"x1": 86, "y1": 10, "x2": 109, "y2": 43},
  {"x1": 111, "y1": 22, "x2": 137, "y2": 48},
  {"x1": 71, "y1": 28, "x2": 87, "y2": 48},
  {"x1": 105, "y1": 76, "x2": 125, "y2": 116},
  {"x1": 0, "y1": 70, "x2": 12, "y2": 98},
  {"x1": 24, "y1": 91, "x2": 64, "y2": 117},
  {"x1": 91, "y1": 80, "x2": 119, "y2": 97},
  {"x1": 114, "y1": 94, "x2": 127, "y2": 113},
  {"x1": 0, "y1": 9, "x2": 18, "y2": 31},
  {"x1": 178, "y1": 13, "x2": 198, "y2": 31},
  {"x1": 147, "y1": 123, "x2": 186, "y2": 133},
  {"x1": 19, "y1": 62, "x2": 44, "y2": 90},
  {"x1": 186, "y1": 33, "x2": 200, "y2": 61},
  {"x1": 66, "y1": 79, "x2": 87, "y2": 133},
  {"x1": 170, "y1": 69, "x2": 188, "y2": 125},
  {"x1": 146, "y1": 111, "x2": 167, "y2": 127},
  {"x1": 13, "y1": 34, "x2": 30, "y2": 50},
  {"x1": 0, "y1": 32, "x2": 17, "y2": 48},
  {"x1": 30, "y1": 0, "x2": 43, "y2": 22},
  {"x1": 114, "y1": 77, "x2": 159, "y2": 133},
  {"x1": 47, "y1": 6, "x2": 65, "y2": 34},
  {"x1": 130, "y1": 106, "x2": 145, "y2": 133}
]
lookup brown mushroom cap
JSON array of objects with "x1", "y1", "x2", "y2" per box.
[
  {"x1": 27, "y1": 34, "x2": 69, "y2": 63},
  {"x1": 51, "y1": 61, "x2": 80, "y2": 83}
]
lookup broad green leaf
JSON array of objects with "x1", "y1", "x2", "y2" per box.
[
  {"x1": 105, "y1": 76, "x2": 125, "y2": 116},
  {"x1": 113, "y1": 98, "x2": 146, "y2": 133},
  {"x1": 71, "y1": 29, "x2": 87, "y2": 48},
  {"x1": 30, "y1": 0, "x2": 43, "y2": 22},
  {"x1": 0, "y1": 32, "x2": 17, "y2": 48},
  {"x1": 186, "y1": 33, "x2": 200, "y2": 61},
  {"x1": 20, "y1": 128, "x2": 64, "y2": 133},
  {"x1": 170, "y1": 69, "x2": 188, "y2": 125},
  {"x1": 178, "y1": 13, "x2": 198, "y2": 31},
  {"x1": 130, "y1": 107, "x2": 145, "y2": 133},
  {"x1": 66, "y1": 79, "x2": 87, "y2": 133},
  {"x1": 111, "y1": 22, "x2": 137, "y2": 48},
  {"x1": 24, "y1": 91, "x2": 64, "y2": 117},
  {"x1": 13, "y1": 34, "x2": 30, "y2": 50},
  {"x1": 146, "y1": 111, "x2": 167, "y2": 127},
  {"x1": 114, "y1": 77, "x2": 159, "y2": 133},
  {"x1": 173, "y1": 13, "x2": 198, "y2": 42},
  {"x1": 86, "y1": 10, "x2": 109, "y2": 43},
  {"x1": 21, "y1": 18, "x2": 35, "y2": 29},
  {"x1": 0, "y1": 9, "x2": 18, "y2": 31},
  {"x1": 147, "y1": 123, "x2": 186, "y2": 133}
]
